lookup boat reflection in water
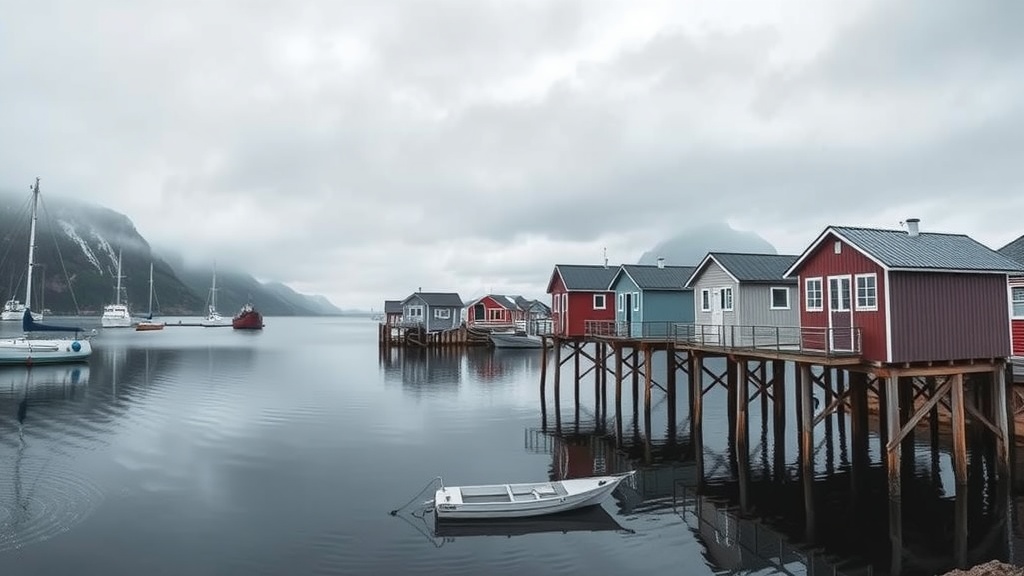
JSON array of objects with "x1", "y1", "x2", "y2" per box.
[
  {"x1": 433, "y1": 505, "x2": 631, "y2": 541},
  {"x1": 0, "y1": 364, "x2": 90, "y2": 397}
]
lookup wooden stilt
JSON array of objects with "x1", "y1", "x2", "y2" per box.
[
  {"x1": 736, "y1": 360, "x2": 750, "y2": 515},
  {"x1": 693, "y1": 353, "x2": 705, "y2": 490},
  {"x1": 885, "y1": 375, "x2": 901, "y2": 499},
  {"x1": 993, "y1": 362, "x2": 1010, "y2": 477},
  {"x1": 772, "y1": 360, "x2": 786, "y2": 482},
  {"x1": 799, "y1": 363, "x2": 815, "y2": 541},
  {"x1": 951, "y1": 373, "x2": 968, "y2": 486}
]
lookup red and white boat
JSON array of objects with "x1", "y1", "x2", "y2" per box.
[{"x1": 232, "y1": 301, "x2": 264, "y2": 330}]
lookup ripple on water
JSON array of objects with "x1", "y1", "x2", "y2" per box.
[{"x1": 0, "y1": 461, "x2": 104, "y2": 552}]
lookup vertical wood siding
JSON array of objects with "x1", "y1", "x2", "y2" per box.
[
  {"x1": 690, "y1": 262, "x2": 739, "y2": 325},
  {"x1": 548, "y1": 273, "x2": 567, "y2": 336},
  {"x1": 889, "y1": 272, "x2": 1011, "y2": 362},
  {"x1": 795, "y1": 233, "x2": 887, "y2": 361},
  {"x1": 1012, "y1": 319, "x2": 1024, "y2": 356},
  {"x1": 567, "y1": 291, "x2": 615, "y2": 337},
  {"x1": 739, "y1": 284, "x2": 800, "y2": 328}
]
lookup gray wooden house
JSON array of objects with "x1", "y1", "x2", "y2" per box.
[
  {"x1": 400, "y1": 292, "x2": 464, "y2": 332},
  {"x1": 684, "y1": 252, "x2": 799, "y2": 345}
]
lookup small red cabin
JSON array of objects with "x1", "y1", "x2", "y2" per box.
[
  {"x1": 997, "y1": 235, "x2": 1024, "y2": 357},
  {"x1": 464, "y1": 294, "x2": 523, "y2": 327},
  {"x1": 784, "y1": 222, "x2": 1024, "y2": 364},
  {"x1": 545, "y1": 264, "x2": 617, "y2": 337}
]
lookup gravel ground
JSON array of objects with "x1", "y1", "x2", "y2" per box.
[{"x1": 943, "y1": 561, "x2": 1024, "y2": 576}]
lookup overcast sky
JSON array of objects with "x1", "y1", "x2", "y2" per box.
[{"x1": 2, "y1": 0, "x2": 1022, "y2": 310}]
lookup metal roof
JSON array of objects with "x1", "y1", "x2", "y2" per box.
[
  {"x1": 401, "y1": 292, "x2": 464, "y2": 307},
  {"x1": 383, "y1": 300, "x2": 403, "y2": 314},
  {"x1": 708, "y1": 253, "x2": 798, "y2": 283},
  {"x1": 551, "y1": 264, "x2": 618, "y2": 291},
  {"x1": 998, "y1": 234, "x2": 1024, "y2": 267},
  {"x1": 786, "y1": 226, "x2": 1024, "y2": 276},
  {"x1": 617, "y1": 264, "x2": 696, "y2": 290}
]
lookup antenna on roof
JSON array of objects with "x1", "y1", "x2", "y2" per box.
[{"x1": 603, "y1": 247, "x2": 608, "y2": 269}]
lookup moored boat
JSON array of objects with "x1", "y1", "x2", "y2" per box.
[
  {"x1": 232, "y1": 301, "x2": 264, "y2": 330},
  {"x1": 433, "y1": 471, "x2": 634, "y2": 519},
  {"x1": 134, "y1": 263, "x2": 164, "y2": 331},
  {"x1": 490, "y1": 331, "x2": 548, "y2": 349}
]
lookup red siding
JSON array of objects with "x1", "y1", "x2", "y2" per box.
[
  {"x1": 889, "y1": 272, "x2": 1011, "y2": 363},
  {"x1": 795, "y1": 233, "x2": 888, "y2": 362},
  {"x1": 465, "y1": 295, "x2": 521, "y2": 327},
  {"x1": 565, "y1": 291, "x2": 614, "y2": 337},
  {"x1": 1013, "y1": 319, "x2": 1024, "y2": 357},
  {"x1": 548, "y1": 272, "x2": 568, "y2": 336}
]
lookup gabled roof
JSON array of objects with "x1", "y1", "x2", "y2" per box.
[
  {"x1": 383, "y1": 300, "x2": 403, "y2": 314},
  {"x1": 784, "y1": 225, "x2": 1024, "y2": 277},
  {"x1": 685, "y1": 252, "x2": 798, "y2": 287},
  {"x1": 611, "y1": 264, "x2": 696, "y2": 291},
  {"x1": 546, "y1": 264, "x2": 618, "y2": 293},
  {"x1": 465, "y1": 294, "x2": 521, "y2": 310},
  {"x1": 514, "y1": 296, "x2": 550, "y2": 313},
  {"x1": 998, "y1": 234, "x2": 1024, "y2": 266},
  {"x1": 401, "y1": 292, "x2": 464, "y2": 307}
]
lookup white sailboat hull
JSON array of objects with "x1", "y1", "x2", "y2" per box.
[
  {"x1": 0, "y1": 337, "x2": 92, "y2": 365},
  {"x1": 434, "y1": 472, "x2": 633, "y2": 519},
  {"x1": 1, "y1": 310, "x2": 41, "y2": 321}
]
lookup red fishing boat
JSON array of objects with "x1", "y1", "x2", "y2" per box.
[{"x1": 232, "y1": 301, "x2": 264, "y2": 330}]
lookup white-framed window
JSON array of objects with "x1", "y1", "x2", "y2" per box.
[
  {"x1": 632, "y1": 291, "x2": 640, "y2": 311},
  {"x1": 720, "y1": 287, "x2": 733, "y2": 311},
  {"x1": 407, "y1": 305, "x2": 424, "y2": 318},
  {"x1": 487, "y1": 308, "x2": 503, "y2": 320},
  {"x1": 434, "y1": 308, "x2": 451, "y2": 319},
  {"x1": 1013, "y1": 287, "x2": 1024, "y2": 317},
  {"x1": 855, "y1": 273, "x2": 878, "y2": 311},
  {"x1": 833, "y1": 241, "x2": 842, "y2": 254},
  {"x1": 770, "y1": 287, "x2": 789, "y2": 310},
  {"x1": 805, "y1": 278, "x2": 823, "y2": 311},
  {"x1": 617, "y1": 293, "x2": 624, "y2": 311},
  {"x1": 593, "y1": 294, "x2": 606, "y2": 310},
  {"x1": 701, "y1": 289, "x2": 711, "y2": 312},
  {"x1": 552, "y1": 295, "x2": 559, "y2": 312},
  {"x1": 562, "y1": 293, "x2": 567, "y2": 314}
]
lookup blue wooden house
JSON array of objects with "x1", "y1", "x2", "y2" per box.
[
  {"x1": 607, "y1": 259, "x2": 696, "y2": 337},
  {"x1": 400, "y1": 292, "x2": 464, "y2": 332}
]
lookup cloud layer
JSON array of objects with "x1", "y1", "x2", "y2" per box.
[{"x1": 2, "y1": 0, "x2": 1021, "y2": 308}]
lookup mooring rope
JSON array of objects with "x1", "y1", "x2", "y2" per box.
[{"x1": 389, "y1": 476, "x2": 443, "y2": 516}]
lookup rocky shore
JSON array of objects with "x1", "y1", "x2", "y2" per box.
[{"x1": 943, "y1": 561, "x2": 1024, "y2": 576}]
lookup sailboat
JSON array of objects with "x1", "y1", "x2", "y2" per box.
[
  {"x1": 100, "y1": 248, "x2": 132, "y2": 328},
  {"x1": 201, "y1": 262, "x2": 229, "y2": 327},
  {"x1": 135, "y1": 263, "x2": 164, "y2": 331},
  {"x1": 0, "y1": 178, "x2": 93, "y2": 365}
]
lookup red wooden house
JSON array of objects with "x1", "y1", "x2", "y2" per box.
[
  {"x1": 997, "y1": 234, "x2": 1024, "y2": 358},
  {"x1": 464, "y1": 294, "x2": 524, "y2": 327},
  {"x1": 784, "y1": 220, "x2": 1024, "y2": 364},
  {"x1": 545, "y1": 264, "x2": 617, "y2": 337}
]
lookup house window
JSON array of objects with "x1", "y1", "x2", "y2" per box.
[
  {"x1": 720, "y1": 287, "x2": 733, "y2": 311},
  {"x1": 593, "y1": 294, "x2": 606, "y2": 310},
  {"x1": 770, "y1": 287, "x2": 789, "y2": 310},
  {"x1": 1013, "y1": 287, "x2": 1024, "y2": 317},
  {"x1": 855, "y1": 273, "x2": 877, "y2": 311},
  {"x1": 487, "y1": 308, "x2": 503, "y2": 321},
  {"x1": 834, "y1": 241, "x2": 842, "y2": 254},
  {"x1": 562, "y1": 293, "x2": 567, "y2": 315},
  {"x1": 633, "y1": 292, "x2": 640, "y2": 311},
  {"x1": 617, "y1": 293, "x2": 624, "y2": 312},
  {"x1": 701, "y1": 289, "x2": 711, "y2": 312},
  {"x1": 407, "y1": 305, "x2": 424, "y2": 318},
  {"x1": 434, "y1": 308, "x2": 451, "y2": 319},
  {"x1": 805, "y1": 278, "x2": 823, "y2": 311},
  {"x1": 829, "y1": 276, "x2": 851, "y2": 311}
]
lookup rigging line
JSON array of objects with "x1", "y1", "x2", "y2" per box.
[
  {"x1": 39, "y1": 199, "x2": 83, "y2": 315},
  {"x1": 389, "y1": 476, "x2": 443, "y2": 516},
  {"x1": 0, "y1": 197, "x2": 34, "y2": 295}
]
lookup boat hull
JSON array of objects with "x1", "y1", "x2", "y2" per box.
[
  {"x1": 232, "y1": 310, "x2": 264, "y2": 330},
  {"x1": 135, "y1": 321, "x2": 165, "y2": 331},
  {"x1": 0, "y1": 337, "x2": 93, "y2": 365},
  {"x1": 2, "y1": 310, "x2": 41, "y2": 322},
  {"x1": 490, "y1": 332, "x2": 546, "y2": 349},
  {"x1": 434, "y1": 473, "x2": 632, "y2": 519}
]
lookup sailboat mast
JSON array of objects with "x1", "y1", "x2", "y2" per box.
[
  {"x1": 212, "y1": 261, "x2": 217, "y2": 310},
  {"x1": 148, "y1": 262, "x2": 154, "y2": 315},
  {"x1": 115, "y1": 249, "x2": 123, "y2": 306},
  {"x1": 24, "y1": 178, "x2": 39, "y2": 311}
]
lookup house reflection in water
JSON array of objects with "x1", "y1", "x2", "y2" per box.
[{"x1": 379, "y1": 346, "x2": 463, "y2": 392}]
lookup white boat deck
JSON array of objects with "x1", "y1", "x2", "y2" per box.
[{"x1": 449, "y1": 482, "x2": 569, "y2": 504}]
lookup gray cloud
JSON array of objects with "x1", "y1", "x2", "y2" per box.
[{"x1": 1, "y1": 0, "x2": 1022, "y2": 308}]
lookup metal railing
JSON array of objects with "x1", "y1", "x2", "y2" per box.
[{"x1": 673, "y1": 324, "x2": 862, "y2": 356}]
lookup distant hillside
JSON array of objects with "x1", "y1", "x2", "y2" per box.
[{"x1": 0, "y1": 188, "x2": 342, "y2": 316}]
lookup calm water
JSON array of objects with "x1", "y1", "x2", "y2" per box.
[{"x1": 0, "y1": 317, "x2": 1021, "y2": 575}]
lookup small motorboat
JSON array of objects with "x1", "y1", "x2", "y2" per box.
[{"x1": 433, "y1": 471, "x2": 634, "y2": 519}]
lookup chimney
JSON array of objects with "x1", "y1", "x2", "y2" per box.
[
  {"x1": 905, "y1": 218, "x2": 920, "y2": 237},
  {"x1": 603, "y1": 247, "x2": 608, "y2": 269},
  {"x1": 657, "y1": 257, "x2": 665, "y2": 269}
]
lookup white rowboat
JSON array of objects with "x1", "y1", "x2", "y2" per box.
[{"x1": 434, "y1": 471, "x2": 634, "y2": 519}]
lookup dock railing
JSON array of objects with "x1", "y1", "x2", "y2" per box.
[{"x1": 672, "y1": 324, "x2": 862, "y2": 357}]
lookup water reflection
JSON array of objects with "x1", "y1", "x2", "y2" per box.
[
  {"x1": 433, "y1": 506, "x2": 630, "y2": 541},
  {"x1": 380, "y1": 347, "x2": 544, "y2": 390},
  {"x1": 0, "y1": 364, "x2": 103, "y2": 553}
]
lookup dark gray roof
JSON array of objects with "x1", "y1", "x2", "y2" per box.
[
  {"x1": 617, "y1": 265, "x2": 695, "y2": 290},
  {"x1": 998, "y1": 234, "x2": 1024, "y2": 266},
  {"x1": 827, "y1": 226, "x2": 1024, "y2": 273},
  {"x1": 402, "y1": 292, "x2": 464, "y2": 307},
  {"x1": 384, "y1": 300, "x2": 403, "y2": 314},
  {"x1": 710, "y1": 253, "x2": 798, "y2": 284},
  {"x1": 551, "y1": 264, "x2": 618, "y2": 291}
]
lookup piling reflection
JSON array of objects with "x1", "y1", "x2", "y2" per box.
[{"x1": 381, "y1": 347, "x2": 545, "y2": 391}]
